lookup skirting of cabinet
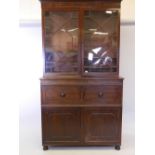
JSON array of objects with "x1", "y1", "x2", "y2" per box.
[{"x1": 43, "y1": 145, "x2": 121, "y2": 151}]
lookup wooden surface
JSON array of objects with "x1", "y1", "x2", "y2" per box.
[
  {"x1": 40, "y1": 0, "x2": 122, "y2": 2},
  {"x1": 41, "y1": 106, "x2": 122, "y2": 145},
  {"x1": 41, "y1": 79, "x2": 123, "y2": 148},
  {"x1": 39, "y1": 0, "x2": 123, "y2": 150}
]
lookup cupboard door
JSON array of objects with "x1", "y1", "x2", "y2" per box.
[
  {"x1": 83, "y1": 107, "x2": 121, "y2": 145},
  {"x1": 44, "y1": 11, "x2": 79, "y2": 73},
  {"x1": 83, "y1": 10, "x2": 119, "y2": 75},
  {"x1": 42, "y1": 108, "x2": 81, "y2": 145}
]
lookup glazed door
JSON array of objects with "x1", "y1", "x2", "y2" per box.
[
  {"x1": 42, "y1": 108, "x2": 81, "y2": 145},
  {"x1": 43, "y1": 11, "x2": 80, "y2": 74},
  {"x1": 83, "y1": 10, "x2": 120, "y2": 76},
  {"x1": 83, "y1": 107, "x2": 122, "y2": 145},
  {"x1": 43, "y1": 9, "x2": 120, "y2": 76}
]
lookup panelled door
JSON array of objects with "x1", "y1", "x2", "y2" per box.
[
  {"x1": 42, "y1": 107, "x2": 81, "y2": 145},
  {"x1": 83, "y1": 107, "x2": 122, "y2": 145}
]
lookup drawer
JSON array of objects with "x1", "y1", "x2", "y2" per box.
[
  {"x1": 83, "y1": 85, "x2": 122, "y2": 104},
  {"x1": 42, "y1": 85, "x2": 81, "y2": 103}
]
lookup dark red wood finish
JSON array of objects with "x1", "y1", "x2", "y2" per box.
[
  {"x1": 40, "y1": 0, "x2": 122, "y2": 2},
  {"x1": 41, "y1": 78, "x2": 123, "y2": 149},
  {"x1": 39, "y1": 0, "x2": 123, "y2": 151}
]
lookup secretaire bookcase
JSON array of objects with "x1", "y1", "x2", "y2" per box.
[{"x1": 39, "y1": 0, "x2": 123, "y2": 150}]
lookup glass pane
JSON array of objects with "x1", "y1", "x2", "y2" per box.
[
  {"x1": 83, "y1": 11, "x2": 119, "y2": 73},
  {"x1": 44, "y1": 12, "x2": 79, "y2": 73}
]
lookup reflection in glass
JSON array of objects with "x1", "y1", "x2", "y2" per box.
[
  {"x1": 44, "y1": 12, "x2": 79, "y2": 73},
  {"x1": 88, "y1": 52, "x2": 93, "y2": 61},
  {"x1": 84, "y1": 11, "x2": 119, "y2": 73}
]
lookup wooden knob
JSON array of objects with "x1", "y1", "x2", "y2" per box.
[
  {"x1": 98, "y1": 92, "x2": 104, "y2": 97},
  {"x1": 60, "y1": 92, "x2": 66, "y2": 97}
]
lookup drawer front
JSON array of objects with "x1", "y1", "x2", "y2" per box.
[
  {"x1": 84, "y1": 85, "x2": 122, "y2": 104},
  {"x1": 42, "y1": 85, "x2": 81, "y2": 103}
]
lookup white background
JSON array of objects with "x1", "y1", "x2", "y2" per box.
[{"x1": 1, "y1": 0, "x2": 155, "y2": 155}]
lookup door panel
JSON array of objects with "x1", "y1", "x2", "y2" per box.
[
  {"x1": 83, "y1": 10, "x2": 119, "y2": 74},
  {"x1": 42, "y1": 108, "x2": 81, "y2": 144},
  {"x1": 83, "y1": 107, "x2": 121, "y2": 144},
  {"x1": 44, "y1": 11, "x2": 79, "y2": 73}
]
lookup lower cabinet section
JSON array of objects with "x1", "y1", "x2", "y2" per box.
[{"x1": 42, "y1": 107, "x2": 122, "y2": 147}]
